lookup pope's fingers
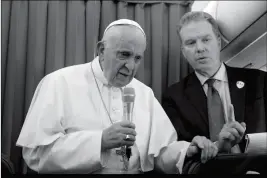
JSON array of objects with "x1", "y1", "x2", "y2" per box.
[
  {"x1": 201, "y1": 138, "x2": 210, "y2": 163},
  {"x1": 187, "y1": 145, "x2": 199, "y2": 157},
  {"x1": 120, "y1": 120, "x2": 136, "y2": 129},
  {"x1": 201, "y1": 149, "x2": 207, "y2": 163},
  {"x1": 124, "y1": 134, "x2": 135, "y2": 141},
  {"x1": 191, "y1": 136, "x2": 204, "y2": 149},
  {"x1": 209, "y1": 142, "x2": 218, "y2": 159},
  {"x1": 203, "y1": 139, "x2": 218, "y2": 163},
  {"x1": 121, "y1": 140, "x2": 135, "y2": 147},
  {"x1": 206, "y1": 140, "x2": 214, "y2": 160},
  {"x1": 121, "y1": 128, "x2": 137, "y2": 136},
  {"x1": 119, "y1": 134, "x2": 135, "y2": 147}
]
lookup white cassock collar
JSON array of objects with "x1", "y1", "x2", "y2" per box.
[
  {"x1": 91, "y1": 56, "x2": 109, "y2": 86},
  {"x1": 90, "y1": 56, "x2": 133, "y2": 90}
]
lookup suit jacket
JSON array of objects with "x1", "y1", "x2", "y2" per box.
[{"x1": 162, "y1": 65, "x2": 267, "y2": 145}]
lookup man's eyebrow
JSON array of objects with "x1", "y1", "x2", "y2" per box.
[{"x1": 184, "y1": 34, "x2": 212, "y2": 41}]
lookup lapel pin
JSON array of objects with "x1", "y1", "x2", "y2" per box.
[{"x1": 236, "y1": 81, "x2": 245, "y2": 89}]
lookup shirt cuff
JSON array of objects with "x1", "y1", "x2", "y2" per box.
[{"x1": 244, "y1": 133, "x2": 267, "y2": 154}]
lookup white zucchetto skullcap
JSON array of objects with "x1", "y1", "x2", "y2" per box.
[{"x1": 103, "y1": 19, "x2": 146, "y2": 39}]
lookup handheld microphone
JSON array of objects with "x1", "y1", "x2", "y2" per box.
[{"x1": 122, "y1": 87, "x2": 135, "y2": 161}]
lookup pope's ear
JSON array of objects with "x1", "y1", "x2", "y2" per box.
[{"x1": 96, "y1": 41, "x2": 105, "y2": 57}]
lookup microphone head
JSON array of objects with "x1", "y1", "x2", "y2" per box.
[{"x1": 123, "y1": 87, "x2": 135, "y2": 103}]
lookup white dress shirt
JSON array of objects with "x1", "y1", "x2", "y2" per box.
[{"x1": 16, "y1": 56, "x2": 190, "y2": 174}]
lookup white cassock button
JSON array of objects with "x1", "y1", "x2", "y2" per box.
[{"x1": 112, "y1": 87, "x2": 119, "y2": 92}]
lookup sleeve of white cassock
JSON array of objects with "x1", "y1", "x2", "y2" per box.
[
  {"x1": 154, "y1": 141, "x2": 190, "y2": 174},
  {"x1": 145, "y1": 91, "x2": 190, "y2": 174},
  {"x1": 16, "y1": 74, "x2": 104, "y2": 173}
]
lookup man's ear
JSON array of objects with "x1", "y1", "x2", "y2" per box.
[
  {"x1": 96, "y1": 41, "x2": 105, "y2": 57},
  {"x1": 218, "y1": 37, "x2": 221, "y2": 49},
  {"x1": 181, "y1": 46, "x2": 186, "y2": 58}
]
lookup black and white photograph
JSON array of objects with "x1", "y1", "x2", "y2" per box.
[{"x1": 1, "y1": 0, "x2": 267, "y2": 175}]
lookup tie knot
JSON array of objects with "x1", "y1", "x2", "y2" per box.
[{"x1": 206, "y1": 78, "x2": 216, "y2": 87}]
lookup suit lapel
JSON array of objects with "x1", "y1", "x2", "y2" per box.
[
  {"x1": 226, "y1": 65, "x2": 246, "y2": 123},
  {"x1": 185, "y1": 73, "x2": 209, "y2": 128}
]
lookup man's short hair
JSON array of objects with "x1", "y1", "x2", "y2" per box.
[{"x1": 177, "y1": 11, "x2": 221, "y2": 40}]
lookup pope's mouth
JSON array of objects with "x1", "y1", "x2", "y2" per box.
[
  {"x1": 197, "y1": 57, "x2": 207, "y2": 60},
  {"x1": 118, "y1": 72, "x2": 129, "y2": 77}
]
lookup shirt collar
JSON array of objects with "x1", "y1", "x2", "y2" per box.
[{"x1": 195, "y1": 63, "x2": 228, "y2": 86}]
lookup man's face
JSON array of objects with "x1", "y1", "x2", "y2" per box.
[
  {"x1": 180, "y1": 20, "x2": 221, "y2": 76},
  {"x1": 100, "y1": 26, "x2": 146, "y2": 87}
]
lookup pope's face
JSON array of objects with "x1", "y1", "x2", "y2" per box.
[{"x1": 100, "y1": 26, "x2": 146, "y2": 87}]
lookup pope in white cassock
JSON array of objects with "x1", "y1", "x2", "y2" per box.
[{"x1": 16, "y1": 19, "x2": 218, "y2": 174}]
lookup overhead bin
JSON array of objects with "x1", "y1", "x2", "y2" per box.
[{"x1": 203, "y1": 1, "x2": 266, "y2": 42}]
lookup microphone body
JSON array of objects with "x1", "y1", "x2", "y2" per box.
[
  {"x1": 122, "y1": 88, "x2": 135, "y2": 161},
  {"x1": 123, "y1": 102, "x2": 134, "y2": 122}
]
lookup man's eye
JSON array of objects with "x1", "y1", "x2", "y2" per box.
[
  {"x1": 121, "y1": 52, "x2": 130, "y2": 57},
  {"x1": 135, "y1": 56, "x2": 142, "y2": 62},
  {"x1": 203, "y1": 39, "x2": 210, "y2": 42}
]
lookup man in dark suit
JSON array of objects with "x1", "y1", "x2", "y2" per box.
[{"x1": 162, "y1": 11, "x2": 267, "y2": 154}]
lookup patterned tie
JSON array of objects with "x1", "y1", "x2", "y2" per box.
[{"x1": 206, "y1": 79, "x2": 225, "y2": 142}]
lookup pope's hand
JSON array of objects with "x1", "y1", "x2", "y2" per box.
[
  {"x1": 101, "y1": 120, "x2": 136, "y2": 151},
  {"x1": 186, "y1": 136, "x2": 218, "y2": 163}
]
